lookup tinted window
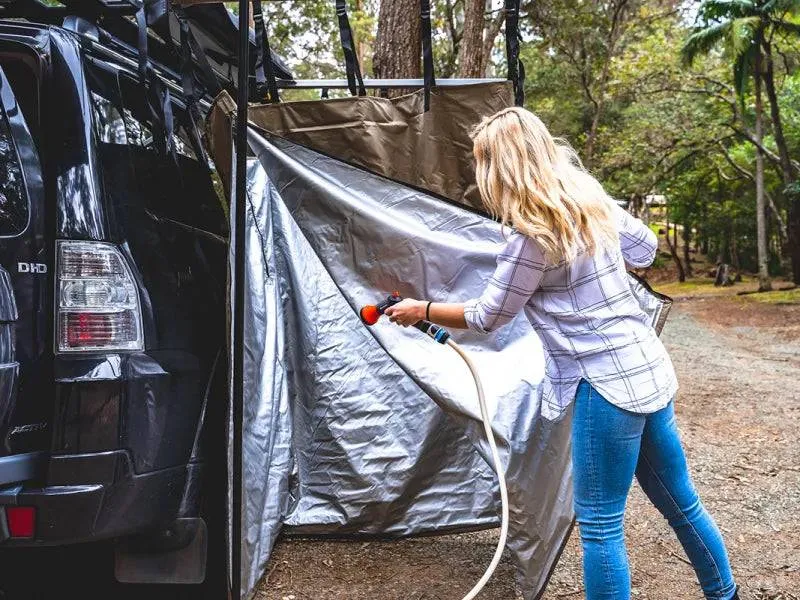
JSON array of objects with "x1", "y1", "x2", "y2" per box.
[
  {"x1": 86, "y1": 63, "x2": 225, "y2": 236},
  {"x1": 90, "y1": 83, "x2": 196, "y2": 160},
  {"x1": 0, "y1": 101, "x2": 29, "y2": 236},
  {"x1": 1, "y1": 59, "x2": 40, "y2": 145}
]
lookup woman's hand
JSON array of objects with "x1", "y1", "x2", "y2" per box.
[{"x1": 383, "y1": 298, "x2": 426, "y2": 327}]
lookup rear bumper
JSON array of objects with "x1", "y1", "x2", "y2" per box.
[
  {"x1": 0, "y1": 452, "x2": 45, "y2": 487},
  {"x1": 0, "y1": 450, "x2": 199, "y2": 546}
]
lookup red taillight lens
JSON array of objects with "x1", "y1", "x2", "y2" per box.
[
  {"x1": 6, "y1": 506, "x2": 35, "y2": 538},
  {"x1": 61, "y1": 311, "x2": 138, "y2": 350}
]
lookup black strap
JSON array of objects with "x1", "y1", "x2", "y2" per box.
[
  {"x1": 177, "y1": 12, "x2": 210, "y2": 166},
  {"x1": 135, "y1": 1, "x2": 173, "y2": 156},
  {"x1": 252, "y1": 0, "x2": 280, "y2": 103},
  {"x1": 505, "y1": 0, "x2": 525, "y2": 106},
  {"x1": 135, "y1": 5, "x2": 149, "y2": 84},
  {"x1": 188, "y1": 29, "x2": 224, "y2": 97},
  {"x1": 335, "y1": 0, "x2": 366, "y2": 97},
  {"x1": 420, "y1": 0, "x2": 436, "y2": 111},
  {"x1": 176, "y1": 8, "x2": 223, "y2": 99},
  {"x1": 179, "y1": 13, "x2": 198, "y2": 102},
  {"x1": 148, "y1": 77, "x2": 175, "y2": 157}
]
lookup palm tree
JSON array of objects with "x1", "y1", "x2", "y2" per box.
[{"x1": 682, "y1": 0, "x2": 800, "y2": 290}]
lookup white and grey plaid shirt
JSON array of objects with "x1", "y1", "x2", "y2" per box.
[{"x1": 464, "y1": 205, "x2": 677, "y2": 419}]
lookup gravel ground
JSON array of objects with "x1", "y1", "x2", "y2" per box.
[{"x1": 257, "y1": 298, "x2": 800, "y2": 600}]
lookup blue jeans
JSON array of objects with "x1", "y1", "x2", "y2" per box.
[{"x1": 572, "y1": 380, "x2": 736, "y2": 600}]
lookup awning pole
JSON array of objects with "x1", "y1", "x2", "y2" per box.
[{"x1": 232, "y1": 0, "x2": 249, "y2": 598}]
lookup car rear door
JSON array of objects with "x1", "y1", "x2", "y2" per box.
[{"x1": 0, "y1": 60, "x2": 48, "y2": 484}]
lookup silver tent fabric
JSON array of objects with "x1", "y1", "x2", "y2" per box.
[
  {"x1": 237, "y1": 129, "x2": 576, "y2": 599},
  {"x1": 628, "y1": 272, "x2": 673, "y2": 336}
]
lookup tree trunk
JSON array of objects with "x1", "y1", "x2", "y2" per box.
[
  {"x1": 457, "y1": 0, "x2": 485, "y2": 77},
  {"x1": 716, "y1": 229, "x2": 726, "y2": 265},
  {"x1": 682, "y1": 221, "x2": 693, "y2": 278},
  {"x1": 791, "y1": 201, "x2": 800, "y2": 284},
  {"x1": 754, "y1": 38, "x2": 772, "y2": 291},
  {"x1": 763, "y1": 43, "x2": 795, "y2": 183},
  {"x1": 673, "y1": 219, "x2": 678, "y2": 250},
  {"x1": 585, "y1": 102, "x2": 604, "y2": 167},
  {"x1": 763, "y1": 41, "x2": 799, "y2": 284},
  {"x1": 665, "y1": 214, "x2": 685, "y2": 282},
  {"x1": 373, "y1": 0, "x2": 420, "y2": 96},
  {"x1": 480, "y1": 8, "x2": 505, "y2": 76},
  {"x1": 730, "y1": 219, "x2": 740, "y2": 271},
  {"x1": 440, "y1": 0, "x2": 459, "y2": 78}
]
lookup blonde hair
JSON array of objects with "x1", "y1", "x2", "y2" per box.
[{"x1": 472, "y1": 107, "x2": 618, "y2": 263}]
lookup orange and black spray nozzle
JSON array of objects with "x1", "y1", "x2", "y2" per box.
[
  {"x1": 360, "y1": 292, "x2": 451, "y2": 345},
  {"x1": 359, "y1": 291, "x2": 402, "y2": 326}
]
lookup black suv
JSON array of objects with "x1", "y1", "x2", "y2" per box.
[{"x1": 0, "y1": 8, "x2": 231, "y2": 596}]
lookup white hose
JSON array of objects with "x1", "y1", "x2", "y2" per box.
[{"x1": 446, "y1": 338, "x2": 509, "y2": 600}]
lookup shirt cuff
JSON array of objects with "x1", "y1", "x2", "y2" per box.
[{"x1": 463, "y1": 298, "x2": 489, "y2": 334}]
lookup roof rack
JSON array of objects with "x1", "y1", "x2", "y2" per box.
[
  {"x1": 278, "y1": 78, "x2": 506, "y2": 90},
  {"x1": 0, "y1": 0, "x2": 139, "y2": 19}
]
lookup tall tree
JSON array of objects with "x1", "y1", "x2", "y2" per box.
[
  {"x1": 436, "y1": 0, "x2": 504, "y2": 78},
  {"x1": 682, "y1": 0, "x2": 775, "y2": 290},
  {"x1": 526, "y1": 0, "x2": 645, "y2": 167},
  {"x1": 457, "y1": 0, "x2": 485, "y2": 77},
  {"x1": 760, "y1": 5, "x2": 800, "y2": 283},
  {"x1": 684, "y1": 0, "x2": 800, "y2": 285},
  {"x1": 481, "y1": 6, "x2": 506, "y2": 75},
  {"x1": 754, "y1": 27, "x2": 771, "y2": 290},
  {"x1": 373, "y1": 0, "x2": 420, "y2": 91}
]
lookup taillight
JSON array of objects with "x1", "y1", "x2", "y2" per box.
[
  {"x1": 6, "y1": 506, "x2": 35, "y2": 538},
  {"x1": 56, "y1": 241, "x2": 144, "y2": 353}
]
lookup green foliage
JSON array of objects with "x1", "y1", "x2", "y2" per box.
[
  {"x1": 680, "y1": 0, "x2": 799, "y2": 98},
  {"x1": 746, "y1": 286, "x2": 800, "y2": 303},
  {"x1": 780, "y1": 71, "x2": 800, "y2": 163}
]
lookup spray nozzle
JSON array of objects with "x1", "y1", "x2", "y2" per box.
[
  {"x1": 359, "y1": 292, "x2": 451, "y2": 345},
  {"x1": 359, "y1": 292, "x2": 403, "y2": 326}
]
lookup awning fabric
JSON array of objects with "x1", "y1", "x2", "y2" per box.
[{"x1": 207, "y1": 82, "x2": 514, "y2": 209}]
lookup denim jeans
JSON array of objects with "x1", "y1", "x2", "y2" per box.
[{"x1": 572, "y1": 380, "x2": 737, "y2": 600}]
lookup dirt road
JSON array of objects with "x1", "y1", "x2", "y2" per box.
[{"x1": 257, "y1": 297, "x2": 800, "y2": 600}]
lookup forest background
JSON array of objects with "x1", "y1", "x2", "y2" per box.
[{"x1": 235, "y1": 0, "x2": 800, "y2": 289}]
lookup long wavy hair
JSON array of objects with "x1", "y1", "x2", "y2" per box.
[{"x1": 472, "y1": 107, "x2": 618, "y2": 263}]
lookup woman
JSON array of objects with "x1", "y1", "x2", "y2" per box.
[{"x1": 384, "y1": 107, "x2": 738, "y2": 600}]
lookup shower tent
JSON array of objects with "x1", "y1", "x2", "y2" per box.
[
  {"x1": 217, "y1": 2, "x2": 674, "y2": 598},
  {"x1": 214, "y1": 3, "x2": 578, "y2": 593},
  {"x1": 211, "y1": 85, "x2": 576, "y2": 599},
  {"x1": 215, "y1": 1, "x2": 674, "y2": 599}
]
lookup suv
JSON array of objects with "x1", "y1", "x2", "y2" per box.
[{"x1": 0, "y1": 13, "x2": 228, "y2": 597}]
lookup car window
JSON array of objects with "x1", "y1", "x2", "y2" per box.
[
  {"x1": 92, "y1": 92, "x2": 133, "y2": 145},
  {"x1": 89, "y1": 79, "x2": 195, "y2": 160},
  {"x1": 0, "y1": 59, "x2": 40, "y2": 147},
  {"x1": 86, "y1": 62, "x2": 226, "y2": 236},
  {"x1": 0, "y1": 84, "x2": 30, "y2": 237}
]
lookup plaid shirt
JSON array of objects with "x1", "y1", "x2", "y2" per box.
[{"x1": 464, "y1": 205, "x2": 677, "y2": 419}]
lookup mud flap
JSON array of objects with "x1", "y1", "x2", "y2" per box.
[{"x1": 114, "y1": 517, "x2": 207, "y2": 584}]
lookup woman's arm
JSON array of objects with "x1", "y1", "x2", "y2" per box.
[
  {"x1": 383, "y1": 232, "x2": 545, "y2": 333},
  {"x1": 384, "y1": 300, "x2": 468, "y2": 329},
  {"x1": 612, "y1": 203, "x2": 658, "y2": 268}
]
